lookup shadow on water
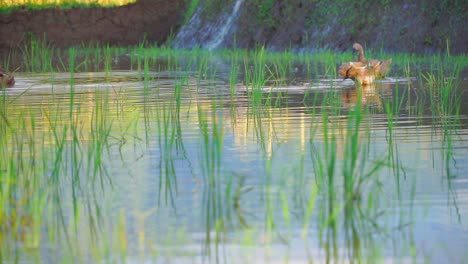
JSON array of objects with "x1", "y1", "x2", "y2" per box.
[{"x1": 1, "y1": 51, "x2": 468, "y2": 263}]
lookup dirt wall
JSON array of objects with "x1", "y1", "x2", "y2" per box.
[
  {"x1": 0, "y1": 0, "x2": 185, "y2": 51},
  {"x1": 1, "y1": 0, "x2": 467, "y2": 55}
]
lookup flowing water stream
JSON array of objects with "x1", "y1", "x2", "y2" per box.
[{"x1": 173, "y1": 0, "x2": 244, "y2": 49}]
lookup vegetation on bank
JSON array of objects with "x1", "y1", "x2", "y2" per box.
[
  {"x1": 0, "y1": 0, "x2": 135, "y2": 12},
  {"x1": 183, "y1": 0, "x2": 467, "y2": 53},
  {"x1": 195, "y1": 0, "x2": 466, "y2": 31}
]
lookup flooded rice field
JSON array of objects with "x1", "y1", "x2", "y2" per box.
[{"x1": 1, "y1": 52, "x2": 468, "y2": 263}]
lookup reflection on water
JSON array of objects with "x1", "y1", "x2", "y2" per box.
[{"x1": 1, "y1": 69, "x2": 468, "y2": 263}]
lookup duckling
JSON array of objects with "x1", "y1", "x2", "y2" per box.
[
  {"x1": 353, "y1": 43, "x2": 392, "y2": 79},
  {"x1": 0, "y1": 69, "x2": 15, "y2": 89}
]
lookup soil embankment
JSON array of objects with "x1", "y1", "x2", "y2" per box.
[
  {"x1": 0, "y1": 0, "x2": 467, "y2": 55},
  {"x1": 0, "y1": 0, "x2": 185, "y2": 52}
]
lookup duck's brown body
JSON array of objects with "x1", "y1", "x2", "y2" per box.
[
  {"x1": 338, "y1": 43, "x2": 392, "y2": 85},
  {"x1": 338, "y1": 61, "x2": 381, "y2": 85},
  {"x1": 0, "y1": 70, "x2": 15, "y2": 89}
]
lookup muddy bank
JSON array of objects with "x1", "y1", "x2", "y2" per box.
[
  {"x1": 0, "y1": 0, "x2": 467, "y2": 55},
  {"x1": 0, "y1": 0, "x2": 185, "y2": 52}
]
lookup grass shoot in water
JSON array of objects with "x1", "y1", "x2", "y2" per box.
[{"x1": 21, "y1": 35, "x2": 55, "y2": 72}]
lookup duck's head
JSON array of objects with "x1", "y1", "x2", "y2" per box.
[
  {"x1": 352, "y1": 43, "x2": 367, "y2": 63},
  {"x1": 352, "y1": 43, "x2": 363, "y2": 52}
]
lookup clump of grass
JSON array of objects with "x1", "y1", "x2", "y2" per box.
[
  {"x1": 21, "y1": 34, "x2": 56, "y2": 72},
  {"x1": 197, "y1": 100, "x2": 227, "y2": 256},
  {"x1": 155, "y1": 101, "x2": 178, "y2": 208},
  {"x1": 243, "y1": 47, "x2": 277, "y2": 107},
  {"x1": 306, "y1": 90, "x2": 391, "y2": 263},
  {"x1": 420, "y1": 62, "x2": 463, "y2": 183},
  {"x1": 0, "y1": 98, "x2": 47, "y2": 249},
  {"x1": 183, "y1": 0, "x2": 200, "y2": 24},
  {"x1": 421, "y1": 63, "x2": 462, "y2": 118}
]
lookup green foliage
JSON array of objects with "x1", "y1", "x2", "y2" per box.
[
  {"x1": 0, "y1": 1, "x2": 110, "y2": 13},
  {"x1": 197, "y1": 0, "x2": 235, "y2": 20},
  {"x1": 21, "y1": 34, "x2": 56, "y2": 72},
  {"x1": 183, "y1": 0, "x2": 200, "y2": 23},
  {"x1": 254, "y1": 0, "x2": 275, "y2": 26}
]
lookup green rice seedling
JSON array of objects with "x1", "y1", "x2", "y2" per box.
[
  {"x1": 1, "y1": 52, "x2": 14, "y2": 73},
  {"x1": 229, "y1": 59, "x2": 240, "y2": 98},
  {"x1": 142, "y1": 52, "x2": 153, "y2": 143},
  {"x1": 155, "y1": 102, "x2": 178, "y2": 208},
  {"x1": 403, "y1": 62, "x2": 426, "y2": 118},
  {"x1": 422, "y1": 63, "x2": 462, "y2": 119},
  {"x1": 343, "y1": 96, "x2": 391, "y2": 262},
  {"x1": 103, "y1": 44, "x2": 113, "y2": 77},
  {"x1": 74, "y1": 43, "x2": 94, "y2": 72},
  {"x1": 87, "y1": 89, "x2": 113, "y2": 188},
  {"x1": 231, "y1": 174, "x2": 252, "y2": 229},
  {"x1": 195, "y1": 54, "x2": 211, "y2": 88},
  {"x1": 69, "y1": 121, "x2": 83, "y2": 235},
  {"x1": 301, "y1": 180, "x2": 319, "y2": 238},
  {"x1": 0, "y1": 104, "x2": 58, "y2": 256},
  {"x1": 196, "y1": 101, "x2": 229, "y2": 259},
  {"x1": 196, "y1": 96, "x2": 253, "y2": 259},
  {"x1": 173, "y1": 76, "x2": 188, "y2": 151},
  {"x1": 21, "y1": 34, "x2": 55, "y2": 72},
  {"x1": 383, "y1": 97, "x2": 406, "y2": 200},
  {"x1": 243, "y1": 47, "x2": 270, "y2": 105},
  {"x1": 306, "y1": 89, "x2": 393, "y2": 263},
  {"x1": 382, "y1": 79, "x2": 405, "y2": 151},
  {"x1": 310, "y1": 113, "x2": 340, "y2": 262},
  {"x1": 262, "y1": 147, "x2": 276, "y2": 242},
  {"x1": 80, "y1": 130, "x2": 110, "y2": 254},
  {"x1": 197, "y1": 102, "x2": 224, "y2": 190},
  {"x1": 420, "y1": 62, "x2": 463, "y2": 184},
  {"x1": 247, "y1": 104, "x2": 273, "y2": 154},
  {"x1": 152, "y1": 75, "x2": 193, "y2": 208},
  {"x1": 128, "y1": 41, "x2": 147, "y2": 74},
  {"x1": 269, "y1": 50, "x2": 293, "y2": 86},
  {"x1": 75, "y1": 43, "x2": 101, "y2": 72}
]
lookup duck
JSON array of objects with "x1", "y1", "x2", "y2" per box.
[
  {"x1": 0, "y1": 69, "x2": 15, "y2": 89},
  {"x1": 338, "y1": 60, "x2": 382, "y2": 85},
  {"x1": 353, "y1": 43, "x2": 392, "y2": 78}
]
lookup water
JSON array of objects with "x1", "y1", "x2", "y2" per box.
[
  {"x1": 205, "y1": 0, "x2": 244, "y2": 50},
  {"x1": 1, "y1": 65, "x2": 468, "y2": 263},
  {"x1": 173, "y1": 0, "x2": 244, "y2": 49}
]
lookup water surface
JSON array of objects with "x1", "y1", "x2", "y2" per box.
[{"x1": 2, "y1": 67, "x2": 468, "y2": 263}]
